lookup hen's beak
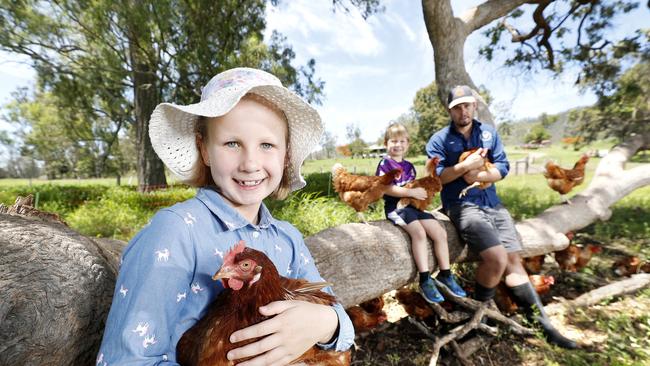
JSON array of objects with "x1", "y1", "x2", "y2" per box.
[{"x1": 212, "y1": 265, "x2": 236, "y2": 281}]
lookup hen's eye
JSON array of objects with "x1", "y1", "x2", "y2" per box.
[{"x1": 240, "y1": 261, "x2": 252, "y2": 270}]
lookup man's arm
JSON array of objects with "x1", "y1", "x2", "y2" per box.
[{"x1": 463, "y1": 167, "x2": 502, "y2": 184}]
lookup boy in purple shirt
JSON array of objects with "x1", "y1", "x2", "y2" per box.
[{"x1": 376, "y1": 123, "x2": 466, "y2": 303}]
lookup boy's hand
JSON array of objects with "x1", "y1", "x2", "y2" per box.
[
  {"x1": 409, "y1": 187, "x2": 427, "y2": 200},
  {"x1": 227, "y1": 300, "x2": 338, "y2": 366}
]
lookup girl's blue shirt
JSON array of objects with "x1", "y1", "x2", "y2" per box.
[{"x1": 97, "y1": 187, "x2": 354, "y2": 365}]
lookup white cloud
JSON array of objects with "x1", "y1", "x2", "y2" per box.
[
  {"x1": 383, "y1": 13, "x2": 417, "y2": 42},
  {"x1": 265, "y1": 2, "x2": 383, "y2": 58}
]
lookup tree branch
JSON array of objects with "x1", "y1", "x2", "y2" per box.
[{"x1": 462, "y1": 0, "x2": 531, "y2": 33}]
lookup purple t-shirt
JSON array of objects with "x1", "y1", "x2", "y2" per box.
[{"x1": 375, "y1": 157, "x2": 417, "y2": 213}]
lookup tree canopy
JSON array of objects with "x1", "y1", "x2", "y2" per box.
[{"x1": 0, "y1": 0, "x2": 324, "y2": 187}]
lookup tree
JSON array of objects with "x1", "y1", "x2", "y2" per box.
[
  {"x1": 498, "y1": 121, "x2": 514, "y2": 138},
  {"x1": 539, "y1": 112, "x2": 558, "y2": 128},
  {"x1": 345, "y1": 123, "x2": 367, "y2": 157},
  {"x1": 524, "y1": 123, "x2": 551, "y2": 144},
  {"x1": 569, "y1": 60, "x2": 650, "y2": 144},
  {"x1": 319, "y1": 130, "x2": 338, "y2": 159},
  {"x1": 411, "y1": 82, "x2": 449, "y2": 155},
  {"x1": 417, "y1": 0, "x2": 647, "y2": 125},
  {"x1": 0, "y1": 0, "x2": 323, "y2": 190}
]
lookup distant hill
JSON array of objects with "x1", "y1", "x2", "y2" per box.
[{"x1": 498, "y1": 106, "x2": 587, "y2": 146}]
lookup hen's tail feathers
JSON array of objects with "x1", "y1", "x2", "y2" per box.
[
  {"x1": 425, "y1": 157, "x2": 440, "y2": 176},
  {"x1": 332, "y1": 163, "x2": 345, "y2": 176}
]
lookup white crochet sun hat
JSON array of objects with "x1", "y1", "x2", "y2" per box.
[{"x1": 149, "y1": 68, "x2": 323, "y2": 192}]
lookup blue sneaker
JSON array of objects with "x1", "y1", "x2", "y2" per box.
[
  {"x1": 419, "y1": 278, "x2": 444, "y2": 303},
  {"x1": 437, "y1": 275, "x2": 467, "y2": 297}
]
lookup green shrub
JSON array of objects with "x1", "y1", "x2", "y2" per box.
[
  {"x1": 0, "y1": 184, "x2": 110, "y2": 216},
  {"x1": 65, "y1": 185, "x2": 196, "y2": 240}
]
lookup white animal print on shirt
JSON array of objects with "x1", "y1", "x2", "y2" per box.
[
  {"x1": 213, "y1": 248, "x2": 223, "y2": 258},
  {"x1": 274, "y1": 244, "x2": 282, "y2": 252},
  {"x1": 143, "y1": 334, "x2": 157, "y2": 348},
  {"x1": 191, "y1": 282, "x2": 204, "y2": 294},
  {"x1": 286, "y1": 264, "x2": 292, "y2": 275},
  {"x1": 96, "y1": 353, "x2": 104, "y2": 365},
  {"x1": 252, "y1": 231, "x2": 260, "y2": 238},
  {"x1": 177, "y1": 292, "x2": 187, "y2": 302},
  {"x1": 184, "y1": 212, "x2": 196, "y2": 226},
  {"x1": 155, "y1": 249, "x2": 170, "y2": 262},
  {"x1": 300, "y1": 252, "x2": 310, "y2": 265},
  {"x1": 119, "y1": 285, "x2": 128, "y2": 297},
  {"x1": 132, "y1": 322, "x2": 149, "y2": 337}
]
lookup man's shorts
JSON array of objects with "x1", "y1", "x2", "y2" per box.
[
  {"x1": 387, "y1": 206, "x2": 436, "y2": 226},
  {"x1": 446, "y1": 202, "x2": 522, "y2": 254}
]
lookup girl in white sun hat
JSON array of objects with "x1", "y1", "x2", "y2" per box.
[{"x1": 97, "y1": 68, "x2": 354, "y2": 365}]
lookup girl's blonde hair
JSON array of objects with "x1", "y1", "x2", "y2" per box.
[
  {"x1": 384, "y1": 123, "x2": 410, "y2": 145},
  {"x1": 186, "y1": 94, "x2": 292, "y2": 199}
]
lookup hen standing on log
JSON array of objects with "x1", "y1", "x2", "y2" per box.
[
  {"x1": 426, "y1": 85, "x2": 577, "y2": 349},
  {"x1": 544, "y1": 154, "x2": 589, "y2": 204},
  {"x1": 96, "y1": 68, "x2": 354, "y2": 365},
  {"x1": 177, "y1": 241, "x2": 351, "y2": 366},
  {"x1": 331, "y1": 163, "x2": 401, "y2": 223}
]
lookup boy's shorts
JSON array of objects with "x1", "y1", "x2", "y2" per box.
[
  {"x1": 446, "y1": 202, "x2": 522, "y2": 254},
  {"x1": 387, "y1": 206, "x2": 435, "y2": 226}
]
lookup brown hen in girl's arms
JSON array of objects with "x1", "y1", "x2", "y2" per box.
[{"x1": 176, "y1": 240, "x2": 350, "y2": 366}]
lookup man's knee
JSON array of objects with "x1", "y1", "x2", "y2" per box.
[{"x1": 480, "y1": 245, "x2": 508, "y2": 272}]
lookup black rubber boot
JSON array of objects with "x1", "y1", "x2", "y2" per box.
[{"x1": 510, "y1": 282, "x2": 578, "y2": 349}]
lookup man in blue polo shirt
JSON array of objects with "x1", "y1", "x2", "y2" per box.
[{"x1": 426, "y1": 85, "x2": 576, "y2": 349}]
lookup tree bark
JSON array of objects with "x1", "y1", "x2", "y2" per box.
[
  {"x1": 0, "y1": 214, "x2": 116, "y2": 366},
  {"x1": 127, "y1": 2, "x2": 167, "y2": 192},
  {"x1": 420, "y1": 0, "x2": 529, "y2": 125}
]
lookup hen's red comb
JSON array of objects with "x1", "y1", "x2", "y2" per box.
[{"x1": 224, "y1": 240, "x2": 247, "y2": 264}]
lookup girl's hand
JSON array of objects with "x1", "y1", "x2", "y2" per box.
[
  {"x1": 410, "y1": 187, "x2": 427, "y2": 200},
  {"x1": 227, "y1": 300, "x2": 338, "y2": 366}
]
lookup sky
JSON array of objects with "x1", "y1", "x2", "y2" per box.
[{"x1": 0, "y1": 0, "x2": 647, "y2": 148}]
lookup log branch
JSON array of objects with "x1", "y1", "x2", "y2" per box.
[
  {"x1": 546, "y1": 273, "x2": 650, "y2": 316},
  {"x1": 429, "y1": 305, "x2": 487, "y2": 366}
]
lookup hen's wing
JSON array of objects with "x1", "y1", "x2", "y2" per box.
[{"x1": 281, "y1": 278, "x2": 337, "y2": 305}]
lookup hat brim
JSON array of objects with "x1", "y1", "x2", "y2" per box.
[
  {"x1": 149, "y1": 84, "x2": 322, "y2": 192},
  {"x1": 448, "y1": 96, "x2": 476, "y2": 109}
]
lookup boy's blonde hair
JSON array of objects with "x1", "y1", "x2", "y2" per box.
[
  {"x1": 384, "y1": 123, "x2": 410, "y2": 145},
  {"x1": 186, "y1": 94, "x2": 292, "y2": 200}
]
